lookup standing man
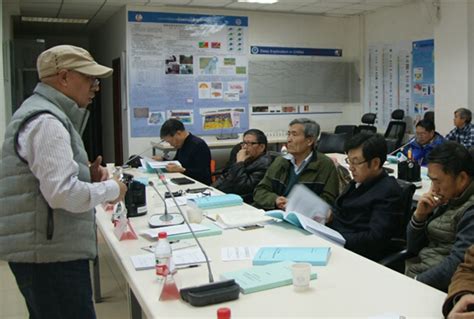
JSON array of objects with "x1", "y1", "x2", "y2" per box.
[
  {"x1": 405, "y1": 142, "x2": 474, "y2": 291},
  {"x1": 157, "y1": 118, "x2": 212, "y2": 185},
  {"x1": 327, "y1": 133, "x2": 402, "y2": 261},
  {"x1": 402, "y1": 119, "x2": 444, "y2": 166},
  {"x1": 446, "y1": 107, "x2": 474, "y2": 148},
  {"x1": 0, "y1": 45, "x2": 127, "y2": 318},
  {"x1": 253, "y1": 118, "x2": 339, "y2": 210},
  {"x1": 213, "y1": 129, "x2": 272, "y2": 203}
]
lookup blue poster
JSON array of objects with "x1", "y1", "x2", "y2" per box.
[
  {"x1": 411, "y1": 39, "x2": 434, "y2": 117},
  {"x1": 127, "y1": 11, "x2": 249, "y2": 137}
]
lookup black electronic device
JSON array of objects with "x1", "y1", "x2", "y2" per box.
[
  {"x1": 153, "y1": 169, "x2": 241, "y2": 306},
  {"x1": 185, "y1": 187, "x2": 210, "y2": 194},
  {"x1": 170, "y1": 177, "x2": 195, "y2": 185},
  {"x1": 397, "y1": 160, "x2": 421, "y2": 183},
  {"x1": 164, "y1": 190, "x2": 183, "y2": 198},
  {"x1": 123, "y1": 175, "x2": 147, "y2": 217}
]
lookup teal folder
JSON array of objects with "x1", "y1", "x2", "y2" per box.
[
  {"x1": 252, "y1": 247, "x2": 331, "y2": 266},
  {"x1": 220, "y1": 261, "x2": 317, "y2": 294},
  {"x1": 167, "y1": 222, "x2": 222, "y2": 241},
  {"x1": 188, "y1": 194, "x2": 243, "y2": 209}
]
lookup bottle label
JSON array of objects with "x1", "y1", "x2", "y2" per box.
[{"x1": 156, "y1": 257, "x2": 170, "y2": 276}]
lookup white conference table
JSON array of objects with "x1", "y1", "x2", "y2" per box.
[
  {"x1": 95, "y1": 170, "x2": 445, "y2": 319},
  {"x1": 327, "y1": 153, "x2": 431, "y2": 201}
]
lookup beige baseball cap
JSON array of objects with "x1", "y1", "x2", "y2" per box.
[{"x1": 37, "y1": 45, "x2": 113, "y2": 79}]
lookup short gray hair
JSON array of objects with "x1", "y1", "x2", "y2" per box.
[
  {"x1": 455, "y1": 107, "x2": 472, "y2": 124},
  {"x1": 289, "y1": 118, "x2": 320, "y2": 139}
]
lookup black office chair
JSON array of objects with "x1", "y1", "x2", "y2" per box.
[
  {"x1": 378, "y1": 179, "x2": 416, "y2": 273},
  {"x1": 358, "y1": 113, "x2": 377, "y2": 134},
  {"x1": 384, "y1": 109, "x2": 406, "y2": 154},
  {"x1": 334, "y1": 125, "x2": 359, "y2": 140},
  {"x1": 317, "y1": 132, "x2": 347, "y2": 154}
]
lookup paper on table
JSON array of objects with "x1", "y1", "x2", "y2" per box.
[
  {"x1": 286, "y1": 184, "x2": 330, "y2": 224},
  {"x1": 140, "y1": 223, "x2": 209, "y2": 239},
  {"x1": 215, "y1": 210, "x2": 273, "y2": 228},
  {"x1": 142, "y1": 156, "x2": 182, "y2": 169},
  {"x1": 221, "y1": 246, "x2": 261, "y2": 261},
  {"x1": 165, "y1": 191, "x2": 219, "y2": 208},
  {"x1": 130, "y1": 248, "x2": 209, "y2": 270}
]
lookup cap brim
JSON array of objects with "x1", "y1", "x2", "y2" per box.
[{"x1": 75, "y1": 63, "x2": 113, "y2": 78}]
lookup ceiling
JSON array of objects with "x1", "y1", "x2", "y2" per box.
[{"x1": 6, "y1": 0, "x2": 415, "y2": 36}]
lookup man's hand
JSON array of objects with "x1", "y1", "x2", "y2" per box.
[
  {"x1": 275, "y1": 196, "x2": 288, "y2": 210},
  {"x1": 236, "y1": 149, "x2": 249, "y2": 163},
  {"x1": 166, "y1": 163, "x2": 185, "y2": 173},
  {"x1": 413, "y1": 189, "x2": 443, "y2": 222},
  {"x1": 448, "y1": 294, "x2": 474, "y2": 319},
  {"x1": 110, "y1": 178, "x2": 127, "y2": 204},
  {"x1": 90, "y1": 156, "x2": 108, "y2": 182},
  {"x1": 152, "y1": 155, "x2": 163, "y2": 161}
]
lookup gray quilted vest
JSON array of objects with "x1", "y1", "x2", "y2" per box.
[{"x1": 0, "y1": 83, "x2": 97, "y2": 262}]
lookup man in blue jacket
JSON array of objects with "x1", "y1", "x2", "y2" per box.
[
  {"x1": 328, "y1": 133, "x2": 403, "y2": 261},
  {"x1": 402, "y1": 119, "x2": 444, "y2": 166}
]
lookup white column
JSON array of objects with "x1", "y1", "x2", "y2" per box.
[{"x1": 434, "y1": 1, "x2": 470, "y2": 135}]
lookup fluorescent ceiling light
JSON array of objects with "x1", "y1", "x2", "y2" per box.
[
  {"x1": 237, "y1": 0, "x2": 279, "y2": 4},
  {"x1": 21, "y1": 16, "x2": 89, "y2": 24}
]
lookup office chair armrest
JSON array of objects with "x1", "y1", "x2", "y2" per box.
[{"x1": 379, "y1": 249, "x2": 415, "y2": 273}]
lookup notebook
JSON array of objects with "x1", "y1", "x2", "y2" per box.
[
  {"x1": 187, "y1": 194, "x2": 243, "y2": 209},
  {"x1": 252, "y1": 247, "x2": 331, "y2": 266},
  {"x1": 220, "y1": 261, "x2": 317, "y2": 294}
]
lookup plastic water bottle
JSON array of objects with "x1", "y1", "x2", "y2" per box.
[
  {"x1": 217, "y1": 307, "x2": 231, "y2": 319},
  {"x1": 155, "y1": 232, "x2": 172, "y2": 278}
]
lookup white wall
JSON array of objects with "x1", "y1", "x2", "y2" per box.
[
  {"x1": 91, "y1": 7, "x2": 127, "y2": 163},
  {"x1": 116, "y1": 6, "x2": 361, "y2": 160},
  {"x1": 434, "y1": 1, "x2": 470, "y2": 135}
]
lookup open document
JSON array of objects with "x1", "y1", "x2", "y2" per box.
[
  {"x1": 286, "y1": 184, "x2": 330, "y2": 224},
  {"x1": 141, "y1": 157, "x2": 182, "y2": 170}
]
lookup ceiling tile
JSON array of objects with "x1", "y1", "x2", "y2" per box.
[
  {"x1": 20, "y1": 0, "x2": 62, "y2": 3},
  {"x1": 225, "y1": 2, "x2": 265, "y2": 10},
  {"x1": 257, "y1": 4, "x2": 305, "y2": 12},
  {"x1": 189, "y1": 0, "x2": 233, "y2": 5},
  {"x1": 20, "y1": 3, "x2": 61, "y2": 16},
  {"x1": 146, "y1": 0, "x2": 193, "y2": 4},
  {"x1": 328, "y1": 7, "x2": 366, "y2": 14},
  {"x1": 292, "y1": 6, "x2": 333, "y2": 13},
  {"x1": 275, "y1": 0, "x2": 320, "y2": 4}
]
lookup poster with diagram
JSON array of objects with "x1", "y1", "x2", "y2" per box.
[
  {"x1": 127, "y1": 11, "x2": 249, "y2": 137},
  {"x1": 411, "y1": 39, "x2": 434, "y2": 124}
]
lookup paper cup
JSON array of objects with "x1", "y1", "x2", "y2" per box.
[
  {"x1": 186, "y1": 207, "x2": 204, "y2": 224},
  {"x1": 291, "y1": 263, "x2": 311, "y2": 291}
]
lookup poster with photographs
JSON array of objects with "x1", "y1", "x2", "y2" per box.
[{"x1": 127, "y1": 11, "x2": 249, "y2": 137}]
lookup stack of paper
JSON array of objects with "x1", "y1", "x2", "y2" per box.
[
  {"x1": 252, "y1": 247, "x2": 331, "y2": 266},
  {"x1": 215, "y1": 210, "x2": 273, "y2": 229},
  {"x1": 220, "y1": 261, "x2": 317, "y2": 294},
  {"x1": 130, "y1": 248, "x2": 208, "y2": 271},
  {"x1": 187, "y1": 194, "x2": 243, "y2": 209}
]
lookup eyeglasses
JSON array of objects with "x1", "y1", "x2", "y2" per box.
[
  {"x1": 70, "y1": 70, "x2": 100, "y2": 87},
  {"x1": 240, "y1": 141, "x2": 260, "y2": 146},
  {"x1": 344, "y1": 157, "x2": 368, "y2": 166}
]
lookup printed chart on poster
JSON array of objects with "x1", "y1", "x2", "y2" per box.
[
  {"x1": 127, "y1": 11, "x2": 249, "y2": 137},
  {"x1": 411, "y1": 39, "x2": 434, "y2": 124}
]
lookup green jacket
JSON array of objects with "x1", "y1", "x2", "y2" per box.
[{"x1": 253, "y1": 152, "x2": 339, "y2": 210}]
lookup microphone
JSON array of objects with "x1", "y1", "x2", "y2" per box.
[
  {"x1": 388, "y1": 137, "x2": 415, "y2": 155},
  {"x1": 153, "y1": 169, "x2": 240, "y2": 306},
  {"x1": 122, "y1": 140, "x2": 164, "y2": 167},
  {"x1": 148, "y1": 181, "x2": 184, "y2": 227}
]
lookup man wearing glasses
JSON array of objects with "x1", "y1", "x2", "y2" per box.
[
  {"x1": 401, "y1": 119, "x2": 444, "y2": 166},
  {"x1": 213, "y1": 129, "x2": 271, "y2": 203},
  {"x1": 0, "y1": 45, "x2": 127, "y2": 318},
  {"x1": 253, "y1": 118, "x2": 339, "y2": 210},
  {"x1": 327, "y1": 133, "x2": 402, "y2": 261}
]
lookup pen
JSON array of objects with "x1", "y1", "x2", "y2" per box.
[{"x1": 176, "y1": 264, "x2": 200, "y2": 269}]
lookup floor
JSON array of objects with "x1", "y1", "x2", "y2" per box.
[{"x1": 0, "y1": 232, "x2": 130, "y2": 319}]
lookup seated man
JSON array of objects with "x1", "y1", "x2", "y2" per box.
[
  {"x1": 212, "y1": 129, "x2": 272, "y2": 203},
  {"x1": 446, "y1": 107, "x2": 474, "y2": 148},
  {"x1": 253, "y1": 118, "x2": 339, "y2": 210},
  {"x1": 327, "y1": 133, "x2": 403, "y2": 261},
  {"x1": 401, "y1": 119, "x2": 444, "y2": 166},
  {"x1": 155, "y1": 119, "x2": 212, "y2": 185},
  {"x1": 405, "y1": 141, "x2": 474, "y2": 291},
  {"x1": 442, "y1": 245, "x2": 474, "y2": 318}
]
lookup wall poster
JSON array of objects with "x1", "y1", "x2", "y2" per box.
[{"x1": 127, "y1": 11, "x2": 249, "y2": 137}]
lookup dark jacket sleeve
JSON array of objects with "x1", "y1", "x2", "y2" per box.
[
  {"x1": 214, "y1": 155, "x2": 271, "y2": 198},
  {"x1": 442, "y1": 245, "x2": 474, "y2": 316},
  {"x1": 416, "y1": 209, "x2": 474, "y2": 291},
  {"x1": 180, "y1": 140, "x2": 211, "y2": 185},
  {"x1": 343, "y1": 188, "x2": 402, "y2": 256}
]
